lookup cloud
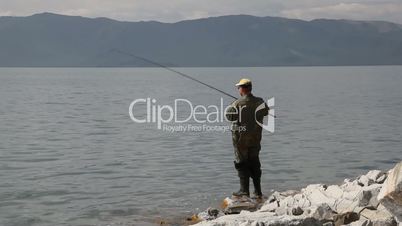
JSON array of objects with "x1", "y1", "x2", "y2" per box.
[
  {"x1": 281, "y1": 2, "x2": 402, "y2": 23},
  {"x1": 0, "y1": 0, "x2": 402, "y2": 24}
]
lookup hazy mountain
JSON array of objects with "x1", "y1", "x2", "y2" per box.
[{"x1": 1, "y1": 12, "x2": 402, "y2": 67}]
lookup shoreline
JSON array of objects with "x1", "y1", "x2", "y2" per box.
[{"x1": 191, "y1": 162, "x2": 402, "y2": 226}]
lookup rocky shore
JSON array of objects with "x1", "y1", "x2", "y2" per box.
[{"x1": 192, "y1": 161, "x2": 402, "y2": 226}]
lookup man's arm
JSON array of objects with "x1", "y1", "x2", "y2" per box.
[
  {"x1": 225, "y1": 101, "x2": 239, "y2": 122},
  {"x1": 256, "y1": 99, "x2": 269, "y2": 118}
]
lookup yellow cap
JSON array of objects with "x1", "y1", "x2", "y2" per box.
[{"x1": 235, "y1": 78, "x2": 252, "y2": 87}]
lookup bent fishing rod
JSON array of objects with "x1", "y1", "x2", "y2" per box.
[{"x1": 110, "y1": 49, "x2": 275, "y2": 118}]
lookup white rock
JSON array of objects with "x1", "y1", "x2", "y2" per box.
[
  {"x1": 334, "y1": 197, "x2": 359, "y2": 213},
  {"x1": 275, "y1": 205, "x2": 292, "y2": 216},
  {"x1": 258, "y1": 201, "x2": 278, "y2": 213},
  {"x1": 358, "y1": 175, "x2": 373, "y2": 187},
  {"x1": 294, "y1": 196, "x2": 312, "y2": 209},
  {"x1": 279, "y1": 196, "x2": 296, "y2": 208},
  {"x1": 342, "y1": 179, "x2": 362, "y2": 192},
  {"x1": 308, "y1": 203, "x2": 337, "y2": 222},
  {"x1": 360, "y1": 205, "x2": 396, "y2": 226},
  {"x1": 358, "y1": 184, "x2": 382, "y2": 208},
  {"x1": 197, "y1": 208, "x2": 223, "y2": 221},
  {"x1": 193, "y1": 211, "x2": 322, "y2": 226},
  {"x1": 195, "y1": 164, "x2": 402, "y2": 226},
  {"x1": 302, "y1": 184, "x2": 336, "y2": 209},
  {"x1": 366, "y1": 170, "x2": 387, "y2": 184},
  {"x1": 376, "y1": 174, "x2": 387, "y2": 184},
  {"x1": 325, "y1": 185, "x2": 344, "y2": 200},
  {"x1": 266, "y1": 191, "x2": 283, "y2": 203},
  {"x1": 378, "y1": 161, "x2": 402, "y2": 222}
]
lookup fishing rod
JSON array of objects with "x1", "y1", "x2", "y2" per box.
[
  {"x1": 111, "y1": 49, "x2": 237, "y2": 99},
  {"x1": 110, "y1": 49, "x2": 275, "y2": 117}
]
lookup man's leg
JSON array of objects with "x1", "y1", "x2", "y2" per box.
[
  {"x1": 249, "y1": 145, "x2": 262, "y2": 198},
  {"x1": 233, "y1": 161, "x2": 250, "y2": 197},
  {"x1": 232, "y1": 132, "x2": 250, "y2": 197}
]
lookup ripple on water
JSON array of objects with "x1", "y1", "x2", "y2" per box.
[{"x1": 1, "y1": 67, "x2": 402, "y2": 226}]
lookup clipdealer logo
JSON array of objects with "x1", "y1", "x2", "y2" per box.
[{"x1": 129, "y1": 97, "x2": 275, "y2": 133}]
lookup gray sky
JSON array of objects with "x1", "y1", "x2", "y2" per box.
[{"x1": 1, "y1": 0, "x2": 402, "y2": 24}]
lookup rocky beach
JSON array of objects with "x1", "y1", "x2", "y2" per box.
[{"x1": 192, "y1": 161, "x2": 402, "y2": 226}]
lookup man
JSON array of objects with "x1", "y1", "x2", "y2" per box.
[{"x1": 225, "y1": 78, "x2": 269, "y2": 198}]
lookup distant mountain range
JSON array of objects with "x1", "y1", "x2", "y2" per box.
[{"x1": 1, "y1": 12, "x2": 402, "y2": 67}]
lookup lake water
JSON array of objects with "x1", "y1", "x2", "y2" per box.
[{"x1": 0, "y1": 67, "x2": 401, "y2": 226}]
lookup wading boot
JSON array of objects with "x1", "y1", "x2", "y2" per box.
[
  {"x1": 232, "y1": 176, "x2": 250, "y2": 197},
  {"x1": 252, "y1": 177, "x2": 263, "y2": 199}
]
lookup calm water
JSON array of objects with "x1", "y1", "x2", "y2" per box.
[{"x1": 0, "y1": 67, "x2": 401, "y2": 226}]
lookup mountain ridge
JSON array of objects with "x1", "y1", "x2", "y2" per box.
[{"x1": 1, "y1": 12, "x2": 402, "y2": 67}]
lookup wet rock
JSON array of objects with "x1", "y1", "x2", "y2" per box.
[
  {"x1": 196, "y1": 207, "x2": 223, "y2": 221},
  {"x1": 222, "y1": 196, "x2": 258, "y2": 214},
  {"x1": 207, "y1": 208, "x2": 220, "y2": 218},
  {"x1": 377, "y1": 161, "x2": 402, "y2": 222}
]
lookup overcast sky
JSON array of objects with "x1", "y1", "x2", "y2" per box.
[{"x1": 1, "y1": 0, "x2": 402, "y2": 24}]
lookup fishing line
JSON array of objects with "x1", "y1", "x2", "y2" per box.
[
  {"x1": 110, "y1": 49, "x2": 237, "y2": 99},
  {"x1": 110, "y1": 49, "x2": 275, "y2": 118}
]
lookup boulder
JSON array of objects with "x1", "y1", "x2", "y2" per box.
[
  {"x1": 335, "y1": 198, "x2": 360, "y2": 214},
  {"x1": 194, "y1": 211, "x2": 322, "y2": 226},
  {"x1": 325, "y1": 185, "x2": 344, "y2": 200},
  {"x1": 302, "y1": 184, "x2": 337, "y2": 208},
  {"x1": 359, "y1": 205, "x2": 397, "y2": 226},
  {"x1": 358, "y1": 170, "x2": 387, "y2": 187},
  {"x1": 358, "y1": 184, "x2": 382, "y2": 208},
  {"x1": 358, "y1": 175, "x2": 373, "y2": 187},
  {"x1": 274, "y1": 205, "x2": 292, "y2": 216},
  {"x1": 307, "y1": 203, "x2": 337, "y2": 222},
  {"x1": 333, "y1": 212, "x2": 360, "y2": 225},
  {"x1": 377, "y1": 161, "x2": 402, "y2": 222},
  {"x1": 194, "y1": 163, "x2": 402, "y2": 226},
  {"x1": 335, "y1": 183, "x2": 381, "y2": 213},
  {"x1": 366, "y1": 170, "x2": 387, "y2": 184},
  {"x1": 259, "y1": 201, "x2": 279, "y2": 213},
  {"x1": 222, "y1": 196, "x2": 259, "y2": 214},
  {"x1": 196, "y1": 208, "x2": 223, "y2": 221},
  {"x1": 292, "y1": 206, "x2": 304, "y2": 216},
  {"x1": 343, "y1": 219, "x2": 373, "y2": 226}
]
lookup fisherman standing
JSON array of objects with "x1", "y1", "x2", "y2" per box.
[{"x1": 225, "y1": 79, "x2": 269, "y2": 198}]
